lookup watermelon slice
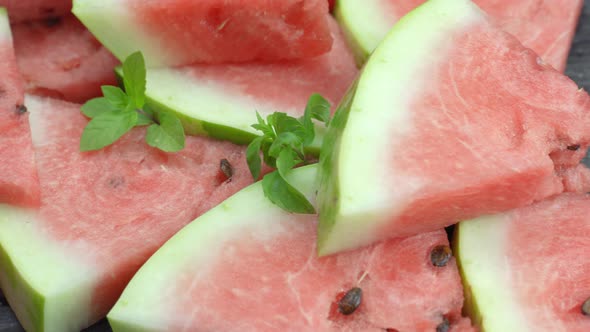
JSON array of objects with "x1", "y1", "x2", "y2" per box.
[
  {"x1": 116, "y1": 17, "x2": 357, "y2": 150},
  {"x1": 108, "y1": 165, "x2": 474, "y2": 332},
  {"x1": 317, "y1": 0, "x2": 590, "y2": 255},
  {"x1": 0, "y1": 95, "x2": 254, "y2": 331},
  {"x1": 1, "y1": 0, "x2": 71, "y2": 23},
  {"x1": 12, "y1": 14, "x2": 120, "y2": 103},
  {"x1": 0, "y1": 7, "x2": 40, "y2": 207},
  {"x1": 73, "y1": 0, "x2": 333, "y2": 67},
  {"x1": 455, "y1": 193, "x2": 590, "y2": 331},
  {"x1": 336, "y1": 0, "x2": 583, "y2": 71}
]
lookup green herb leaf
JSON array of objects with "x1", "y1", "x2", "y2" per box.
[
  {"x1": 276, "y1": 148, "x2": 301, "y2": 179},
  {"x1": 81, "y1": 97, "x2": 117, "y2": 118},
  {"x1": 80, "y1": 110, "x2": 138, "y2": 151},
  {"x1": 305, "y1": 93, "x2": 331, "y2": 124},
  {"x1": 246, "y1": 136, "x2": 264, "y2": 180},
  {"x1": 251, "y1": 111, "x2": 275, "y2": 138},
  {"x1": 136, "y1": 106, "x2": 155, "y2": 126},
  {"x1": 262, "y1": 171, "x2": 315, "y2": 214},
  {"x1": 122, "y1": 51, "x2": 146, "y2": 109},
  {"x1": 145, "y1": 112, "x2": 185, "y2": 152},
  {"x1": 268, "y1": 132, "x2": 302, "y2": 158},
  {"x1": 101, "y1": 86, "x2": 129, "y2": 109}
]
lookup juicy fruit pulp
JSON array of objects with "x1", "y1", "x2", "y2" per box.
[
  {"x1": 1, "y1": 0, "x2": 71, "y2": 23},
  {"x1": 336, "y1": 0, "x2": 583, "y2": 71},
  {"x1": 0, "y1": 95, "x2": 254, "y2": 331},
  {"x1": 108, "y1": 166, "x2": 473, "y2": 332},
  {"x1": 0, "y1": 7, "x2": 39, "y2": 207},
  {"x1": 73, "y1": 0, "x2": 333, "y2": 67},
  {"x1": 317, "y1": 0, "x2": 590, "y2": 255},
  {"x1": 455, "y1": 194, "x2": 590, "y2": 331}
]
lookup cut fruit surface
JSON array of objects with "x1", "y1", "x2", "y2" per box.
[
  {"x1": 455, "y1": 193, "x2": 590, "y2": 332},
  {"x1": 117, "y1": 17, "x2": 357, "y2": 150},
  {"x1": 73, "y1": 0, "x2": 333, "y2": 67},
  {"x1": 336, "y1": 0, "x2": 583, "y2": 71},
  {"x1": 109, "y1": 165, "x2": 473, "y2": 332},
  {"x1": 0, "y1": 95, "x2": 253, "y2": 331},
  {"x1": 1, "y1": 0, "x2": 71, "y2": 23},
  {"x1": 0, "y1": 7, "x2": 40, "y2": 207},
  {"x1": 317, "y1": 0, "x2": 590, "y2": 255},
  {"x1": 12, "y1": 14, "x2": 120, "y2": 103}
]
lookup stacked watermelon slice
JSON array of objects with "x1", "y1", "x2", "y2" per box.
[{"x1": 0, "y1": 0, "x2": 588, "y2": 331}]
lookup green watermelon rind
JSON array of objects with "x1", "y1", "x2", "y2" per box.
[
  {"x1": 113, "y1": 67, "x2": 324, "y2": 155},
  {"x1": 333, "y1": 1, "x2": 371, "y2": 67},
  {"x1": 107, "y1": 166, "x2": 318, "y2": 331},
  {"x1": 317, "y1": 0, "x2": 485, "y2": 256}
]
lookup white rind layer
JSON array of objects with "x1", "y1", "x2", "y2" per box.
[
  {"x1": 72, "y1": 0, "x2": 175, "y2": 67},
  {"x1": 320, "y1": 0, "x2": 486, "y2": 255},
  {"x1": 108, "y1": 166, "x2": 318, "y2": 330},
  {"x1": 0, "y1": 205, "x2": 97, "y2": 332},
  {"x1": 456, "y1": 216, "x2": 530, "y2": 331}
]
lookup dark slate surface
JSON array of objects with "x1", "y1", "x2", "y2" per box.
[{"x1": 1, "y1": 2, "x2": 589, "y2": 332}]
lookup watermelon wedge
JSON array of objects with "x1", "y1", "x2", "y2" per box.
[
  {"x1": 73, "y1": 0, "x2": 333, "y2": 67},
  {"x1": 455, "y1": 193, "x2": 590, "y2": 331},
  {"x1": 0, "y1": 95, "x2": 254, "y2": 331},
  {"x1": 317, "y1": 0, "x2": 590, "y2": 255},
  {"x1": 1, "y1": 0, "x2": 71, "y2": 23},
  {"x1": 12, "y1": 14, "x2": 120, "y2": 103},
  {"x1": 108, "y1": 165, "x2": 474, "y2": 332},
  {"x1": 116, "y1": 17, "x2": 357, "y2": 150},
  {"x1": 0, "y1": 7, "x2": 40, "y2": 207},
  {"x1": 336, "y1": 0, "x2": 583, "y2": 71}
]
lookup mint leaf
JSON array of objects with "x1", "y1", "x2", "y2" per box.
[
  {"x1": 262, "y1": 171, "x2": 315, "y2": 214},
  {"x1": 80, "y1": 110, "x2": 138, "y2": 151},
  {"x1": 276, "y1": 149, "x2": 301, "y2": 179},
  {"x1": 136, "y1": 105, "x2": 155, "y2": 126},
  {"x1": 268, "y1": 132, "x2": 302, "y2": 158},
  {"x1": 305, "y1": 93, "x2": 331, "y2": 124},
  {"x1": 251, "y1": 111, "x2": 274, "y2": 138},
  {"x1": 145, "y1": 112, "x2": 185, "y2": 152},
  {"x1": 101, "y1": 86, "x2": 129, "y2": 109},
  {"x1": 246, "y1": 136, "x2": 264, "y2": 180},
  {"x1": 123, "y1": 51, "x2": 146, "y2": 109},
  {"x1": 81, "y1": 97, "x2": 117, "y2": 118}
]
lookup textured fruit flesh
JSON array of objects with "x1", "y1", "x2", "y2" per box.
[
  {"x1": 0, "y1": 13, "x2": 39, "y2": 207},
  {"x1": 129, "y1": 0, "x2": 333, "y2": 64},
  {"x1": 1, "y1": 0, "x2": 71, "y2": 23},
  {"x1": 374, "y1": 0, "x2": 582, "y2": 71},
  {"x1": 12, "y1": 15, "x2": 119, "y2": 103}
]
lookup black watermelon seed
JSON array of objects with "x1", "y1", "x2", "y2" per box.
[
  {"x1": 436, "y1": 317, "x2": 450, "y2": 332},
  {"x1": 15, "y1": 104, "x2": 27, "y2": 115},
  {"x1": 567, "y1": 144, "x2": 581, "y2": 151},
  {"x1": 43, "y1": 16, "x2": 61, "y2": 27},
  {"x1": 220, "y1": 159, "x2": 233, "y2": 182},
  {"x1": 338, "y1": 287, "x2": 362, "y2": 315},
  {"x1": 430, "y1": 245, "x2": 452, "y2": 267},
  {"x1": 582, "y1": 297, "x2": 590, "y2": 316}
]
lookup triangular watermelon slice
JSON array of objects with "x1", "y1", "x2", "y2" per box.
[
  {"x1": 12, "y1": 14, "x2": 120, "y2": 103},
  {"x1": 114, "y1": 17, "x2": 357, "y2": 151},
  {"x1": 317, "y1": 0, "x2": 590, "y2": 255},
  {"x1": 73, "y1": 0, "x2": 334, "y2": 66},
  {"x1": 0, "y1": 95, "x2": 254, "y2": 331},
  {"x1": 0, "y1": 8, "x2": 40, "y2": 207},
  {"x1": 455, "y1": 193, "x2": 590, "y2": 331},
  {"x1": 108, "y1": 165, "x2": 474, "y2": 332},
  {"x1": 336, "y1": 0, "x2": 583, "y2": 72}
]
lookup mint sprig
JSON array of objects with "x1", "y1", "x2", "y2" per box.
[
  {"x1": 80, "y1": 51, "x2": 185, "y2": 152},
  {"x1": 247, "y1": 93, "x2": 331, "y2": 214}
]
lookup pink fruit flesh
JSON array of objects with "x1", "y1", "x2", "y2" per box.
[{"x1": 1, "y1": 0, "x2": 71, "y2": 23}]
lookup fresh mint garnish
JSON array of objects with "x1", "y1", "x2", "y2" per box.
[
  {"x1": 247, "y1": 93, "x2": 331, "y2": 214},
  {"x1": 79, "y1": 51, "x2": 185, "y2": 152}
]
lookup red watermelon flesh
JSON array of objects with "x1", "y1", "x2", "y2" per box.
[
  {"x1": 0, "y1": 11, "x2": 39, "y2": 207},
  {"x1": 12, "y1": 15, "x2": 120, "y2": 103},
  {"x1": 382, "y1": 25, "x2": 590, "y2": 239},
  {"x1": 18, "y1": 95, "x2": 254, "y2": 328},
  {"x1": 0, "y1": 0, "x2": 71, "y2": 23},
  {"x1": 375, "y1": 0, "x2": 582, "y2": 71}
]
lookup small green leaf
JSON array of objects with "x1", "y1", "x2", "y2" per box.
[
  {"x1": 268, "y1": 132, "x2": 302, "y2": 158},
  {"x1": 80, "y1": 110, "x2": 138, "y2": 151},
  {"x1": 81, "y1": 97, "x2": 117, "y2": 118},
  {"x1": 246, "y1": 136, "x2": 264, "y2": 180},
  {"x1": 251, "y1": 111, "x2": 274, "y2": 138},
  {"x1": 123, "y1": 51, "x2": 147, "y2": 109},
  {"x1": 262, "y1": 171, "x2": 315, "y2": 214},
  {"x1": 145, "y1": 112, "x2": 185, "y2": 152},
  {"x1": 276, "y1": 148, "x2": 301, "y2": 179},
  {"x1": 136, "y1": 108, "x2": 155, "y2": 126},
  {"x1": 305, "y1": 93, "x2": 331, "y2": 124},
  {"x1": 101, "y1": 86, "x2": 129, "y2": 109}
]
